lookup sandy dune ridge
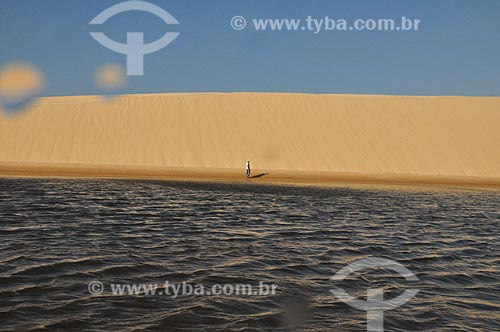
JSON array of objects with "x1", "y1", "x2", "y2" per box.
[{"x1": 1, "y1": 92, "x2": 499, "y2": 186}]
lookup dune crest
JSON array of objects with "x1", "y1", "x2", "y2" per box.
[{"x1": 1, "y1": 92, "x2": 499, "y2": 179}]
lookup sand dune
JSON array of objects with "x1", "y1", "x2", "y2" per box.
[{"x1": 1, "y1": 92, "x2": 500, "y2": 184}]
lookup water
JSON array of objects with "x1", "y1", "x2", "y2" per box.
[{"x1": 0, "y1": 178, "x2": 498, "y2": 331}]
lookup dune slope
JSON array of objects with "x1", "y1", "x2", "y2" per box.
[{"x1": 1, "y1": 93, "x2": 499, "y2": 178}]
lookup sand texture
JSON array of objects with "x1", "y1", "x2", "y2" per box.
[{"x1": 1, "y1": 93, "x2": 499, "y2": 185}]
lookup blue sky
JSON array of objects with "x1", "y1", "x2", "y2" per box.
[{"x1": 1, "y1": 0, "x2": 499, "y2": 96}]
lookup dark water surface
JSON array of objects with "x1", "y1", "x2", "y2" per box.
[{"x1": 0, "y1": 178, "x2": 498, "y2": 331}]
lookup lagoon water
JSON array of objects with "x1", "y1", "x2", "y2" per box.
[{"x1": 0, "y1": 178, "x2": 498, "y2": 331}]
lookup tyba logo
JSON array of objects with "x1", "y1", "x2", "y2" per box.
[
  {"x1": 330, "y1": 257, "x2": 419, "y2": 332},
  {"x1": 89, "y1": 1, "x2": 180, "y2": 76}
]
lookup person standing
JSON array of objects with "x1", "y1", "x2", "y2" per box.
[{"x1": 246, "y1": 160, "x2": 251, "y2": 178}]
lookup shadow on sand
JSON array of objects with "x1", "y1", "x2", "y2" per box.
[{"x1": 249, "y1": 173, "x2": 269, "y2": 179}]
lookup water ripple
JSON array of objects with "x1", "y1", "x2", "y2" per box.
[{"x1": 0, "y1": 178, "x2": 498, "y2": 331}]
